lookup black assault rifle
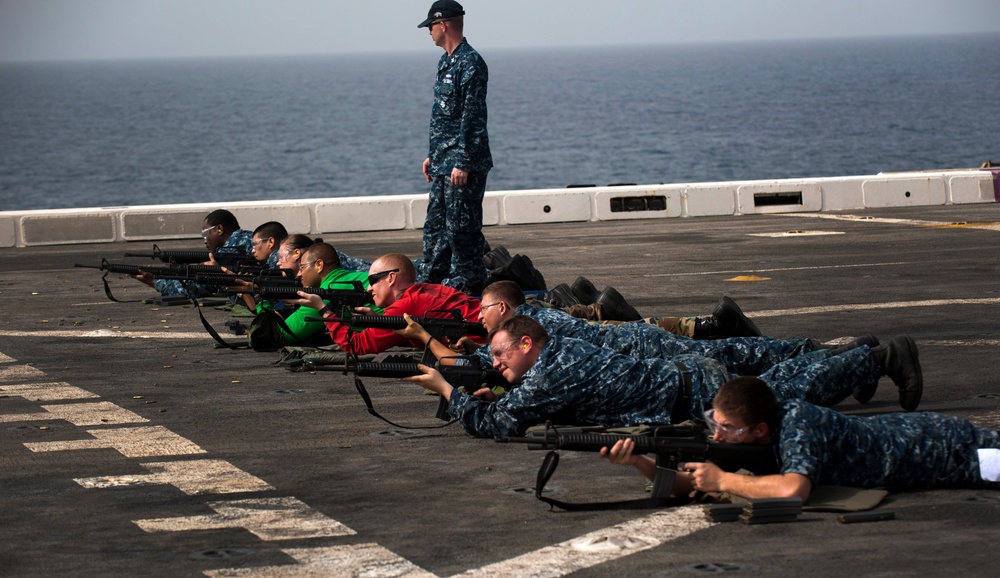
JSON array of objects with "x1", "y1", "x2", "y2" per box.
[
  {"x1": 306, "y1": 355, "x2": 508, "y2": 428},
  {"x1": 124, "y1": 243, "x2": 249, "y2": 265},
  {"x1": 75, "y1": 259, "x2": 295, "y2": 302},
  {"x1": 497, "y1": 423, "x2": 779, "y2": 511},
  {"x1": 338, "y1": 309, "x2": 487, "y2": 345}
]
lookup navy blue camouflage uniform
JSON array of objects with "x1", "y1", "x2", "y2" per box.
[
  {"x1": 447, "y1": 336, "x2": 881, "y2": 438},
  {"x1": 471, "y1": 305, "x2": 818, "y2": 374},
  {"x1": 423, "y1": 38, "x2": 492, "y2": 294},
  {"x1": 154, "y1": 229, "x2": 254, "y2": 297},
  {"x1": 775, "y1": 400, "x2": 1000, "y2": 490}
]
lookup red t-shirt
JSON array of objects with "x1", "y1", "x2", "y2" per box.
[{"x1": 326, "y1": 283, "x2": 482, "y2": 355}]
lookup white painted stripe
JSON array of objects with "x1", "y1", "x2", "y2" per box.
[
  {"x1": 780, "y1": 213, "x2": 1000, "y2": 230},
  {"x1": 0, "y1": 401, "x2": 148, "y2": 426},
  {"x1": 24, "y1": 425, "x2": 207, "y2": 458},
  {"x1": 750, "y1": 297, "x2": 1000, "y2": 318},
  {"x1": 0, "y1": 382, "x2": 100, "y2": 401},
  {"x1": 76, "y1": 459, "x2": 274, "y2": 494},
  {"x1": 136, "y1": 497, "x2": 356, "y2": 541},
  {"x1": 749, "y1": 231, "x2": 845, "y2": 237},
  {"x1": 202, "y1": 507, "x2": 713, "y2": 577},
  {"x1": 205, "y1": 543, "x2": 437, "y2": 578},
  {"x1": 453, "y1": 506, "x2": 711, "y2": 578},
  {"x1": 0, "y1": 329, "x2": 209, "y2": 339},
  {"x1": 0, "y1": 364, "x2": 46, "y2": 383},
  {"x1": 645, "y1": 261, "x2": 913, "y2": 278},
  {"x1": 0, "y1": 352, "x2": 14, "y2": 363}
]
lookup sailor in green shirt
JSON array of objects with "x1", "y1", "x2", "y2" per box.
[{"x1": 259, "y1": 242, "x2": 377, "y2": 346}]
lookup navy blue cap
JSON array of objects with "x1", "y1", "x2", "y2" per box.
[{"x1": 417, "y1": 0, "x2": 465, "y2": 28}]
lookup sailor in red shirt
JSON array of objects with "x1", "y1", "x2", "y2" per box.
[{"x1": 292, "y1": 253, "x2": 482, "y2": 355}]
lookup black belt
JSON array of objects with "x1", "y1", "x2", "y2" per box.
[{"x1": 671, "y1": 360, "x2": 693, "y2": 424}]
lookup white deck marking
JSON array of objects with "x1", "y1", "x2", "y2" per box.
[
  {"x1": 0, "y1": 352, "x2": 14, "y2": 363},
  {"x1": 749, "y1": 230, "x2": 845, "y2": 237},
  {"x1": 452, "y1": 506, "x2": 711, "y2": 578},
  {"x1": 0, "y1": 401, "x2": 148, "y2": 426},
  {"x1": 135, "y1": 497, "x2": 356, "y2": 541},
  {"x1": 0, "y1": 329, "x2": 209, "y2": 339},
  {"x1": 23, "y1": 425, "x2": 207, "y2": 457},
  {"x1": 750, "y1": 297, "x2": 1000, "y2": 318},
  {"x1": 0, "y1": 364, "x2": 47, "y2": 383},
  {"x1": 205, "y1": 543, "x2": 437, "y2": 578},
  {"x1": 201, "y1": 506, "x2": 711, "y2": 578},
  {"x1": 0, "y1": 382, "x2": 100, "y2": 401},
  {"x1": 645, "y1": 260, "x2": 913, "y2": 277},
  {"x1": 779, "y1": 213, "x2": 1000, "y2": 231},
  {"x1": 76, "y1": 459, "x2": 274, "y2": 494}
]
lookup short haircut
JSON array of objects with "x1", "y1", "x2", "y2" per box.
[
  {"x1": 204, "y1": 209, "x2": 240, "y2": 232},
  {"x1": 253, "y1": 221, "x2": 288, "y2": 243},
  {"x1": 490, "y1": 314, "x2": 550, "y2": 347},
  {"x1": 303, "y1": 242, "x2": 342, "y2": 269},
  {"x1": 713, "y1": 377, "x2": 779, "y2": 430},
  {"x1": 482, "y1": 280, "x2": 526, "y2": 307},
  {"x1": 374, "y1": 253, "x2": 416, "y2": 284}
]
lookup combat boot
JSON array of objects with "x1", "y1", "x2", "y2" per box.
[
  {"x1": 571, "y1": 276, "x2": 601, "y2": 305},
  {"x1": 595, "y1": 287, "x2": 642, "y2": 322},
  {"x1": 869, "y1": 336, "x2": 923, "y2": 411},
  {"x1": 693, "y1": 297, "x2": 761, "y2": 339}
]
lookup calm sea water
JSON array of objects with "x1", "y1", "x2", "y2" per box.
[{"x1": 2, "y1": 34, "x2": 998, "y2": 211}]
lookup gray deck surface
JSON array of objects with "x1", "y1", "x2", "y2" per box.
[{"x1": 3, "y1": 204, "x2": 1000, "y2": 577}]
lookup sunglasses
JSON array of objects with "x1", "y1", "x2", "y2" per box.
[{"x1": 368, "y1": 268, "x2": 399, "y2": 285}]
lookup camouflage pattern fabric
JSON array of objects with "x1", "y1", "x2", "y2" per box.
[
  {"x1": 336, "y1": 249, "x2": 371, "y2": 274},
  {"x1": 450, "y1": 336, "x2": 876, "y2": 438},
  {"x1": 776, "y1": 400, "x2": 1000, "y2": 489},
  {"x1": 154, "y1": 229, "x2": 254, "y2": 297},
  {"x1": 423, "y1": 38, "x2": 492, "y2": 292},
  {"x1": 471, "y1": 305, "x2": 817, "y2": 376}
]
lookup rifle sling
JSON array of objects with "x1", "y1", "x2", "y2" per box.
[
  {"x1": 531, "y1": 451, "x2": 693, "y2": 512},
  {"x1": 670, "y1": 361, "x2": 694, "y2": 424},
  {"x1": 352, "y1": 374, "x2": 457, "y2": 430},
  {"x1": 100, "y1": 272, "x2": 143, "y2": 303}
]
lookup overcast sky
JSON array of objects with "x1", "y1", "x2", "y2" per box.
[{"x1": 1, "y1": 0, "x2": 999, "y2": 62}]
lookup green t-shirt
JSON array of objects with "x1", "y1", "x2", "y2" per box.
[{"x1": 257, "y1": 268, "x2": 378, "y2": 345}]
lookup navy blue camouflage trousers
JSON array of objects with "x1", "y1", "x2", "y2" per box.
[{"x1": 423, "y1": 172, "x2": 488, "y2": 294}]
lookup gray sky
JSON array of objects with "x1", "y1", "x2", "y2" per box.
[{"x1": 1, "y1": 0, "x2": 999, "y2": 62}]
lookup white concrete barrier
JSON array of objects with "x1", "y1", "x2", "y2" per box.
[{"x1": 0, "y1": 170, "x2": 994, "y2": 247}]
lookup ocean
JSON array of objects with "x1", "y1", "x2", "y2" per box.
[{"x1": 1, "y1": 33, "x2": 998, "y2": 212}]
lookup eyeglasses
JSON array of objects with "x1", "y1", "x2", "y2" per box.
[
  {"x1": 298, "y1": 260, "x2": 318, "y2": 271},
  {"x1": 200, "y1": 226, "x2": 217, "y2": 239},
  {"x1": 251, "y1": 238, "x2": 267, "y2": 247},
  {"x1": 428, "y1": 19, "x2": 450, "y2": 30},
  {"x1": 480, "y1": 301, "x2": 502, "y2": 312},
  {"x1": 491, "y1": 338, "x2": 521, "y2": 362},
  {"x1": 368, "y1": 268, "x2": 399, "y2": 285},
  {"x1": 703, "y1": 409, "x2": 752, "y2": 437}
]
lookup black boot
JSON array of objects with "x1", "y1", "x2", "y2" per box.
[
  {"x1": 595, "y1": 287, "x2": 642, "y2": 322},
  {"x1": 571, "y1": 276, "x2": 601, "y2": 305},
  {"x1": 869, "y1": 336, "x2": 923, "y2": 411},
  {"x1": 482, "y1": 245, "x2": 512, "y2": 272},
  {"x1": 537, "y1": 283, "x2": 580, "y2": 308},
  {"x1": 693, "y1": 297, "x2": 761, "y2": 339}
]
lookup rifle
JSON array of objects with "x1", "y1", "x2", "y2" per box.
[
  {"x1": 124, "y1": 243, "x2": 249, "y2": 265},
  {"x1": 496, "y1": 423, "x2": 779, "y2": 511},
  {"x1": 305, "y1": 355, "x2": 508, "y2": 429},
  {"x1": 339, "y1": 309, "x2": 487, "y2": 344},
  {"x1": 75, "y1": 259, "x2": 296, "y2": 302}
]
